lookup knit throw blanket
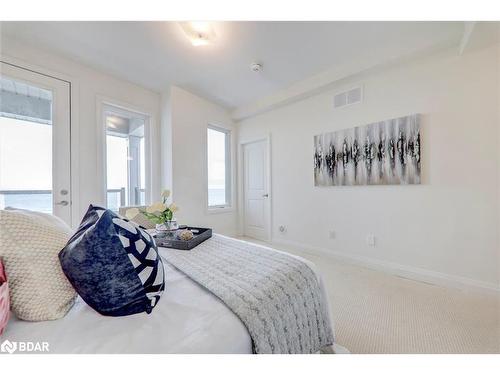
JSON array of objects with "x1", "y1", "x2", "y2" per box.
[{"x1": 161, "y1": 234, "x2": 334, "y2": 354}]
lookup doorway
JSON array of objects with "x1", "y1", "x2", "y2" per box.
[
  {"x1": 103, "y1": 103, "x2": 150, "y2": 212},
  {"x1": 242, "y1": 137, "x2": 271, "y2": 241},
  {"x1": 0, "y1": 62, "x2": 72, "y2": 225}
]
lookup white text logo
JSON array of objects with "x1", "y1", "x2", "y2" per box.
[{"x1": 1, "y1": 340, "x2": 49, "y2": 354}]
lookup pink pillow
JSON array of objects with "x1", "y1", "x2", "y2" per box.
[{"x1": 0, "y1": 261, "x2": 9, "y2": 336}]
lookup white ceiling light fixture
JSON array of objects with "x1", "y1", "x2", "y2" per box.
[{"x1": 179, "y1": 22, "x2": 216, "y2": 47}]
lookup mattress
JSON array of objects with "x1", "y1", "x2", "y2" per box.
[{"x1": 2, "y1": 240, "x2": 334, "y2": 354}]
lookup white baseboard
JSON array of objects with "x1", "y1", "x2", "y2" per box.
[{"x1": 271, "y1": 238, "x2": 500, "y2": 294}]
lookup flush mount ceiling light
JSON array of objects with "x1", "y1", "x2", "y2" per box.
[{"x1": 179, "y1": 22, "x2": 216, "y2": 47}]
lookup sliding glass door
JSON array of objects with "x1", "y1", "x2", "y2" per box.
[{"x1": 0, "y1": 62, "x2": 72, "y2": 225}]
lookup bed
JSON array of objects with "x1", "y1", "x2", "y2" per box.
[{"x1": 3, "y1": 237, "x2": 336, "y2": 354}]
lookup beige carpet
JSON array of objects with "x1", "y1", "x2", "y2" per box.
[{"x1": 239, "y1": 237, "x2": 500, "y2": 354}]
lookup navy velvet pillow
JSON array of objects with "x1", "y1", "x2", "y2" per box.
[{"x1": 59, "y1": 205, "x2": 165, "y2": 316}]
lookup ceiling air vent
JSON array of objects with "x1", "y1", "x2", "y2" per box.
[{"x1": 333, "y1": 86, "x2": 363, "y2": 109}]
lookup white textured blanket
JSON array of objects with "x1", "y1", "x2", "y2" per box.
[{"x1": 162, "y1": 234, "x2": 335, "y2": 354}]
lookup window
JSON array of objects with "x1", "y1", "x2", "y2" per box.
[
  {"x1": 207, "y1": 126, "x2": 231, "y2": 209},
  {"x1": 0, "y1": 78, "x2": 53, "y2": 214},
  {"x1": 104, "y1": 105, "x2": 148, "y2": 211}
]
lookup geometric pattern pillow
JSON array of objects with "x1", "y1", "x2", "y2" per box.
[
  {"x1": 0, "y1": 208, "x2": 76, "y2": 321},
  {"x1": 59, "y1": 205, "x2": 165, "y2": 316}
]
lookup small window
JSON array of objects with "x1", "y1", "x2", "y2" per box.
[
  {"x1": 104, "y1": 105, "x2": 148, "y2": 211},
  {"x1": 207, "y1": 126, "x2": 231, "y2": 209}
]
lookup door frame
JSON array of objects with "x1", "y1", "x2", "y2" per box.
[
  {"x1": 96, "y1": 95, "x2": 155, "y2": 209},
  {"x1": 238, "y1": 134, "x2": 272, "y2": 242},
  {"x1": 0, "y1": 56, "x2": 80, "y2": 227}
]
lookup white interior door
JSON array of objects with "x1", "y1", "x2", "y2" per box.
[
  {"x1": 243, "y1": 139, "x2": 270, "y2": 241},
  {"x1": 0, "y1": 62, "x2": 72, "y2": 225}
]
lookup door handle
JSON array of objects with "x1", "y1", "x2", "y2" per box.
[
  {"x1": 55, "y1": 200, "x2": 69, "y2": 206},
  {"x1": 262, "y1": 194, "x2": 269, "y2": 198}
]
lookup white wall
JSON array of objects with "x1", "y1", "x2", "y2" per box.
[
  {"x1": 0, "y1": 37, "x2": 162, "y2": 226},
  {"x1": 238, "y1": 44, "x2": 500, "y2": 290},
  {"x1": 163, "y1": 86, "x2": 238, "y2": 235}
]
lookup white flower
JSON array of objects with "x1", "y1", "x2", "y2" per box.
[
  {"x1": 125, "y1": 207, "x2": 140, "y2": 220},
  {"x1": 161, "y1": 189, "x2": 171, "y2": 199},
  {"x1": 169, "y1": 203, "x2": 178, "y2": 213},
  {"x1": 146, "y1": 202, "x2": 167, "y2": 213}
]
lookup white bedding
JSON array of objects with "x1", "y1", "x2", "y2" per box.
[{"x1": 3, "y1": 241, "x2": 334, "y2": 354}]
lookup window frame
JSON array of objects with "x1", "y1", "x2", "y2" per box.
[
  {"x1": 205, "y1": 124, "x2": 233, "y2": 213},
  {"x1": 100, "y1": 101, "x2": 152, "y2": 211}
]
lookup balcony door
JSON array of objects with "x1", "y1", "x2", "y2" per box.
[{"x1": 0, "y1": 62, "x2": 72, "y2": 225}]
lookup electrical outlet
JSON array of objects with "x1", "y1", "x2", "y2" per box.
[
  {"x1": 366, "y1": 234, "x2": 376, "y2": 247},
  {"x1": 329, "y1": 230, "x2": 336, "y2": 239}
]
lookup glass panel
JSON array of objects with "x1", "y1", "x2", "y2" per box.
[
  {"x1": 105, "y1": 109, "x2": 146, "y2": 211},
  {"x1": 207, "y1": 127, "x2": 228, "y2": 207},
  {"x1": 0, "y1": 78, "x2": 53, "y2": 213},
  {"x1": 106, "y1": 134, "x2": 128, "y2": 210},
  {"x1": 106, "y1": 188, "x2": 124, "y2": 213}
]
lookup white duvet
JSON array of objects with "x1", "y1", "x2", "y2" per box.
[{"x1": 3, "y1": 241, "x2": 333, "y2": 354}]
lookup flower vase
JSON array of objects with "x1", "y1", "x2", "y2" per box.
[{"x1": 156, "y1": 220, "x2": 178, "y2": 237}]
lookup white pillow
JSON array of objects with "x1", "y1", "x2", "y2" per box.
[{"x1": 0, "y1": 208, "x2": 77, "y2": 321}]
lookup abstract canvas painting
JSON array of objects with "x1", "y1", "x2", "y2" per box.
[{"x1": 314, "y1": 114, "x2": 421, "y2": 186}]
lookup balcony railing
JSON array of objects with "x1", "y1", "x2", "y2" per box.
[
  {"x1": 0, "y1": 189, "x2": 52, "y2": 213},
  {"x1": 134, "y1": 187, "x2": 146, "y2": 206},
  {"x1": 107, "y1": 187, "x2": 145, "y2": 212}
]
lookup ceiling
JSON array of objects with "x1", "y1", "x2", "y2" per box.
[{"x1": 0, "y1": 22, "x2": 465, "y2": 110}]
